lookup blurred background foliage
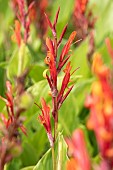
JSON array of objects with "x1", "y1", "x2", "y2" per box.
[{"x1": 0, "y1": 0, "x2": 113, "y2": 169}]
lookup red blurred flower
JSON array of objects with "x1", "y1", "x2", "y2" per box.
[
  {"x1": 0, "y1": 81, "x2": 27, "y2": 135},
  {"x1": 73, "y1": 0, "x2": 96, "y2": 40},
  {"x1": 66, "y1": 129, "x2": 91, "y2": 170},
  {"x1": 85, "y1": 53, "x2": 113, "y2": 168},
  {"x1": 11, "y1": 0, "x2": 34, "y2": 46},
  {"x1": 27, "y1": 0, "x2": 48, "y2": 39}
]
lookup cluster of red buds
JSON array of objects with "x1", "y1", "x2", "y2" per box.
[
  {"x1": 11, "y1": 0, "x2": 34, "y2": 46},
  {"x1": 0, "y1": 69, "x2": 32, "y2": 170},
  {"x1": 85, "y1": 39, "x2": 113, "y2": 169},
  {"x1": 35, "y1": 7, "x2": 78, "y2": 147},
  {"x1": 66, "y1": 129, "x2": 91, "y2": 170},
  {"x1": 73, "y1": 0, "x2": 96, "y2": 63}
]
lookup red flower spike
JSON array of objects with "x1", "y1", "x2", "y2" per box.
[
  {"x1": 60, "y1": 31, "x2": 76, "y2": 62},
  {"x1": 85, "y1": 52, "x2": 113, "y2": 167},
  {"x1": 66, "y1": 129, "x2": 91, "y2": 170},
  {"x1": 37, "y1": 98, "x2": 53, "y2": 147}
]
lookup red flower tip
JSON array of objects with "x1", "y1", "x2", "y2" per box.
[
  {"x1": 46, "y1": 37, "x2": 54, "y2": 56},
  {"x1": 63, "y1": 62, "x2": 72, "y2": 74},
  {"x1": 60, "y1": 31, "x2": 76, "y2": 61}
]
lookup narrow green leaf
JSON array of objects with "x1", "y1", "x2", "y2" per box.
[{"x1": 33, "y1": 133, "x2": 68, "y2": 170}]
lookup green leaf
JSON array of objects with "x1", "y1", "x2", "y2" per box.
[
  {"x1": 29, "y1": 64, "x2": 46, "y2": 82},
  {"x1": 7, "y1": 42, "x2": 32, "y2": 80},
  {"x1": 57, "y1": 133, "x2": 68, "y2": 170},
  {"x1": 27, "y1": 79, "x2": 49, "y2": 102},
  {"x1": 6, "y1": 158, "x2": 22, "y2": 170},
  {"x1": 89, "y1": 0, "x2": 113, "y2": 45},
  {"x1": 20, "y1": 142, "x2": 38, "y2": 167},
  {"x1": 33, "y1": 149, "x2": 52, "y2": 170},
  {"x1": 72, "y1": 39, "x2": 91, "y2": 79},
  {"x1": 33, "y1": 133, "x2": 68, "y2": 170}
]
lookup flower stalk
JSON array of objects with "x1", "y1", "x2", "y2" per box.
[{"x1": 35, "y1": 7, "x2": 78, "y2": 170}]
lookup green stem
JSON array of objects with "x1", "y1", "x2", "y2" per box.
[
  {"x1": 57, "y1": 135, "x2": 63, "y2": 170},
  {"x1": 54, "y1": 120, "x2": 58, "y2": 142},
  {"x1": 52, "y1": 146, "x2": 56, "y2": 170}
]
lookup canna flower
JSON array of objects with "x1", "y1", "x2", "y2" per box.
[
  {"x1": 43, "y1": 8, "x2": 78, "y2": 122},
  {"x1": 35, "y1": 98, "x2": 53, "y2": 147},
  {"x1": 66, "y1": 129, "x2": 91, "y2": 170},
  {"x1": 85, "y1": 52, "x2": 113, "y2": 168}
]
